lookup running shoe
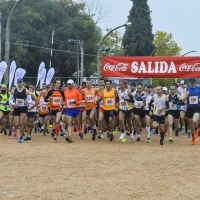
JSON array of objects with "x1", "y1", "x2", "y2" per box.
[
  {"x1": 109, "y1": 134, "x2": 114, "y2": 141},
  {"x1": 24, "y1": 136, "x2": 31, "y2": 141},
  {"x1": 126, "y1": 131, "x2": 130, "y2": 136},
  {"x1": 8, "y1": 131, "x2": 12, "y2": 136},
  {"x1": 51, "y1": 129, "x2": 55, "y2": 137},
  {"x1": 66, "y1": 136, "x2": 73, "y2": 143},
  {"x1": 194, "y1": 129, "x2": 198, "y2": 138},
  {"x1": 181, "y1": 127, "x2": 186, "y2": 134},
  {"x1": 119, "y1": 132, "x2": 125, "y2": 140},
  {"x1": 49, "y1": 124, "x2": 53, "y2": 128},
  {"x1": 169, "y1": 136, "x2": 174, "y2": 142},
  {"x1": 43, "y1": 131, "x2": 46, "y2": 136},
  {"x1": 136, "y1": 137, "x2": 141, "y2": 142},
  {"x1": 92, "y1": 130, "x2": 96, "y2": 140},
  {"x1": 79, "y1": 133, "x2": 84, "y2": 139},
  {"x1": 113, "y1": 129, "x2": 117, "y2": 135},
  {"x1": 175, "y1": 130, "x2": 179, "y2": 137},
  {"x1": 146, "y1": 138, "x2": 151, "y2": 143},
  {"x1": 188, "y1": 131, "x2": 191, "y2": 138},
  {"x1": 98, "y1": 131, "x2": 102, "y2": 139},
  {"x1": 53, "y1": 135, "x2": 58, "y2": 141},
  {"x1": 160, "y1": 137, "x2": 164, "y2": 145},
  {"x1": 73, "y1": 126, "x2": 78, "y2": 133},
  {"x1": 152, "y1": 129, "x2": 156, "y2": 134},
  {"x1": 13, "y1": 134, "x2": 17, "y2": 138},
  {"x1": 191, "y1": 136, "x2": 196, "y2": 145},
  {"x1": 121, "y1": 138, "x2": 127, "y2": 143},
  {"x1": 19, "y1": 137, "x2": 24, "y2": 143},
  {"x1": 107, "y1": 131, "x2": 109, "y2": 138},
  {"x1": 4, "y1": 129, "x2": 7, "y2": 135},
  {"x1": 129, "y1": 132, "x2": 134, "y2": 140}
]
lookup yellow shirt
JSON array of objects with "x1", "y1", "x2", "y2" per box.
[{"x1": 103, "y1": 89, "x2": 115, "y2": 111}]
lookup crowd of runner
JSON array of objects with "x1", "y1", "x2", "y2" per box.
[{"x1": 0, "y1": 77, "x2": 199, "y2": 145}]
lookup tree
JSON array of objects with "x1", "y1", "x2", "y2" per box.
[
  {"x1": 0, "y1": 0, "x2": 102, "y2": 83},
  {"x1": 152, "y1": 31, "x2": 182, "y2": 87},
  {"x1": 101, "y1": 28, "x2": 125, "y2": 56},
  {"x1": 153, "y1": 31, "x2": 182, "y2": 56},
  {"x1": 122, "y1": 0, "x2": 155, "y2": 56}
]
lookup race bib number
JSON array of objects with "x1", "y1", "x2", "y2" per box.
[
  {"x1": 135, "y1": 100, "x2": 143, "y2": 108},
  {"x1": 80, "y1": 100, "x2": 86, "y2": 108},
  {"x1": 86, "y1": 94, "x2": 94, "y2": 103},
  {"x1": 41, "y1": 105, "x2": 48, "y2": 112},
  {"x1": 156, "y1": 106, "x2": 164, "y2": 116},
  {"x1": 169, "y1": 102, "x2": 177, "y2": 110},
  {"x1": 16, "y1": 98, "x2": 24, "y2": 106},
  {"x1": 189, "y1": 96, "x2": 198, "y2": 104},
  {"x1": 67, "y1": 99, "x2": 75, "y2": 108},
  {"x1": 53, "y1": 97, "x2": 61, "y2": 105},
  {"x1": 99, "y1": 101, "x2": 103, "y2": 108},
  {"x1": 106, "y1": 98, "x2": 114, "y2": 106},
  {"x1": 120, "y1": 100, "x2": 128, "y2": 110}
]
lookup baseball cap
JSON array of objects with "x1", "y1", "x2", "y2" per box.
[
  {"x1": 147, "y1": 84, "x2": 153, "y2": 88},
  {"x1": 189, "y1": 78, "x2": 195, "y2": 83},
  {"x1": 163, "y1": 87, "x2": 168, "y2": 91},
  {"x1": 67, "y1": 79, "x2": 74, "y2": 84},
  {"x1": 180, "y1": 80, "x2": 184, "y2": 84},
  {"x1": 17, "y1": 78, "x2": 23, "y2": 82}
]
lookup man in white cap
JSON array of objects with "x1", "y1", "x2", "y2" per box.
[{"x1": 178, "y1": 80, "x2": 184, "y2": 94}]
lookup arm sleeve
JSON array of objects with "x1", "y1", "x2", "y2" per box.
[
  {"x1": 116, "y1": 95, "x2": 119, "y2": 103},
  {"x1": 125, "y1": 95, "x2": 134, "y2": 103},
  {"x1": 9, "y1": 94, "x2": 15, "y2": 105},
  {"x1": 165, "y1": 101, "x2": 169, "y2": 110},
  {"x1": 149, "y1": 99, "x2": 154, "y2": 111}
]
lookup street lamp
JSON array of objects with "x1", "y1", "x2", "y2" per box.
[
  {"x1": 181, "y1": 50, "x2": 197, "y2": 57},
  {"x1": 149, "y1": 42, "x2": 169, "y2": 84},
  {"x1": 97, "y1": 22, "x2": 132, "y2": 83},
  {"x1": 4, "y1": 0, "x2": 23, "y2": 85}
]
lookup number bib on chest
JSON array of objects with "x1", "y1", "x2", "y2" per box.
[
  {"x1": 189, "y1": 96, "x2": 198, "y2": 104},
  {"x1": 169, "y1": 102, "x2": 177, "y2": 110},
  {"x1": 16, "y1": 98, "x2": 25, "y2": 107},
  {"x1": 135, "y1": 100, "x2": 143, "y2": 108},
  {"x1": 41, "y1": 105, "x2": 48, "y2": 112},
  {"x1": 156, "y1": 106, "x2": 164, "y2": 116},
  {"x1": 86, "y1": 94, "x2": 94, "y2": 103},
  {"x1": 106, "y1": 98, "x2": 114, "y2": 106},
  {"x1": 120, "y1": 100, "x2": 128, "y2": 110},
  {"x1": 67, "y1": 99, "x2": 75, "y2": 108},
  {"x1": 53, "y1": 97, "x2": 61, "y2": 105}
]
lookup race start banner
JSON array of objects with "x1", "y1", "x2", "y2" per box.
[{"x1": 102, "y1": 56, "x2": 200, "y2": 78}]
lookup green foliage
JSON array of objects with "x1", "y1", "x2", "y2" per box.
[
  {"x1": 101, "y1": 28, "x2": 125, "y2": 56},
  {"x1": 153, "y1": 31, "x2": 182, "y2": 56},
  {"x1": 0, "y1": 0, "x2": 101, "y2": 80},
  {"x1": 122, "y1": 0, "x2": 155, "y2": 56}
]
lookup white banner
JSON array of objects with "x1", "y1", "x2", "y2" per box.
[
  {"x1": 40, "y1": 68, "x2": 46, "y2": 89},
  {"x1": 0, "y1": 61, "x2": 8, "y2": 85},
  {"x1": 45, "y1": 68, "x2": 55, "y2": 85},
  {"x1": 36, "y1": 62, "x2": 45, "y2": 87},
  {"x1": 9, "y1": 60, "x2": 17, "y2": 90},
  {"x1": 14, "y1": 68, "x2": 26, "y2": 86}
]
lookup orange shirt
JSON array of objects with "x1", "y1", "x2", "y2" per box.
[
  {"x1": 82, "y1": 88, "x2": 98, "y2": 110},
  {"x1": 64, "y1": 88, "x2": 82, "y2": 108},
  {"x1": 38, "y1": 96, "x2": 49, "y2": 114}
]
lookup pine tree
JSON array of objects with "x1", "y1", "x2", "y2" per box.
[{"x1": 122, "y1": 0, "x2": 155, "y2": 56}]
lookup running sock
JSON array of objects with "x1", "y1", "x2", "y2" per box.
[
  {"x1": 14, "y1": 129, "x2": 17, "y2": 135},
  {"x1": 78, "y1": 124, "x2": 82, "y2": 133},
  {"x1": 146, "y1": 127, "x2": 150, "y2": 138},
  {"x1": 55, "y1": 123, "x2": 60, "y2": 136},
  {"x1": 27, "y1": 134, "x2": 31, "y2": 138}
]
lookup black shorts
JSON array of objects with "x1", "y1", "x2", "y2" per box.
[
  {"x1": 133, "y1": 108, "x2": 145, "y2": 118},
  {"x1": 104, "y1": 110, "x2": 115, "y2": 124},
  {"x1": 165, "y1": 111, "x2": 168, "y2": 117},
  {"x1": 114, "y1": 110, "x2": 119, "y2": 117},
  {"x1": 168, "y1": 110, "x2": 180, "y2": 119},
  {"x1": 0, "y1": 110, "x2": 10, "y2": 115},
  {"x1": 119, "y1": 109, "x2": 132, "y2": 117},
  {"x1": 12, "y1": 107, "x2": 27, "y2": 116},
  {"x1": 39, "y1": 113, "x2": 49, "y2": 119},
  {"x1": 153, "y1": 115, "x2": 165, "y2": 124},
  {"x1": 187, "y1": 107, "x2": 200, "y2": 118},
  {"x1": 50, "y1": 110, "x2": 62, "y2": 116},
  {"x1": 86, "y1": 108, "x2": 96, "y2": 116},
  {"x1": 27, "y1": 112, "x2": 36, "y2": 118}
]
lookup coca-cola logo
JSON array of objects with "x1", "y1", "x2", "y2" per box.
[
  {"x1": 103, "y1": 63, "x2": 128, "y2": 71},
  {"x1": 179, "y1": 63, "x2": 200, "y2": 72}
]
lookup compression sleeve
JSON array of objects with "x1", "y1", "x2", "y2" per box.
[
  {"x1": 148, "y1": 99, "x2": 154, "y2": 111},
  {"x1": 165, "y1": 101, "x2": 169, "y2": 110},
  {"x1": 125, "y1": 95, "x2": 134, "y2": 103}
]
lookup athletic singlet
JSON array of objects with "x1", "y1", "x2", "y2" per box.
[
  {"x1": 169, "y1": 94, "x2": 180, "y2": 111},
  {"x1": 153, "y1": 94, "x2": 166, "y2": 116},
  {"x1": 38, "y1": 96, "x2": 49, "y2": 114},
  {"x1": 45, "y1": 89, "x2": 64, "y2": 110},
  {"x1": 0, "y1": 93, "x2": 10, "y2": 111},
  {"x1": 145, "y1": 92, "x2": 154, "y2": 111},
  {"x1": 103, "y1": 88, "x2": 115, "y2": 111},
  {"x1": 180, "y1": 91, "x2": 187, "y2": 111},
  {"x1": 64, "y1": 88, "x2": 82, "y2": 108},
  {"x1": 28, "y1": 93, "x2": 37, "y2": 112},
  {"x1": 134, "y1": 93, "x2": 145, "y2": 109},
  {"x1": 13, "y1": 88, "x2": 27, "y2": 107},
  {"x1": 187, "y1": 86, "x2": 200, "y2": 108},
  {"x1": 82, "y1": 88, "x2": 97, "y2": 110},
  {"x1": 118, "y1": 89, "x2": 133, "y2": 111}
]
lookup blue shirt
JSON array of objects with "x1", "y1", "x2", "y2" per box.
[{"x1": 187, "y1": 85, "x2": 200, "y2": 108}]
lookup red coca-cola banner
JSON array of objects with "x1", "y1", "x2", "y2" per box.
[{"x1": 102, "y1": 56, "x2": 200, "y2": 78}]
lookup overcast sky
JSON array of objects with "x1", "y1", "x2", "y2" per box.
[{"x1": 96, "y1": 0, "x2": 200, "y2": 56}]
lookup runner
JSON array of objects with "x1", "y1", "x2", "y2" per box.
[
  {"x1": 9, "y1": 78, "x2": 33, "y2": 143},
  {"x1": 44, "y1": 79, "x2": 65, "y2": 141},
  {"x1": 149, "y1": 85, "x2": 169, "y2": 145},
  {"x1": 186, "y1": 78, "x2": 200, "y2": 144},
  {"x1": 81, "y1": 80, "x2": 99, "y2": 140},
  {"x1": 117, "y1": 80, "x2": 134, "y2": 141},
  {"x1": 64, "y1": 79, "x2": 82, "y2": 142}
]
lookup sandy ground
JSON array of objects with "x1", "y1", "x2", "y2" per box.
[{"x1": 0, "y1": 130, "x2": 200, "y2": 200}]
